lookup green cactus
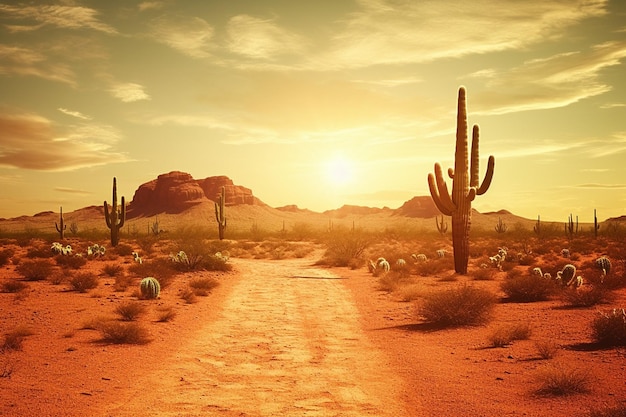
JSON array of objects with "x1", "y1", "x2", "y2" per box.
[
  {"x1": 428, "y1": 87, "x2": 495, "y2": 274},
  {"x1": 140, "y1": 277, "x2": 160, "y2": 299},
  {"x1": 55, "y1": 206, "x2": 66, "y2": 240},
  {"x1": 104, "y1": 177, "x2": 126, "y2": 247},
  {"x1": 215, "y1": 186, "x2": 227, "y2": 240},
  {"x1": 435, "y1": 215, "x2": 448, "y2": 235}
]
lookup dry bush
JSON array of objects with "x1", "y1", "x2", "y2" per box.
[
  {"x1": 16, "y1": 259, "x2": 54, "y2": 281},
  {"x1": 156, "y1": 306, "x2": 177, "y2": 322},
  {"x1": 488, "y1": 323, "x2": 532, "y2": 347},
  {"x1": 320, "y1": 230, "x2": 372, "y2": 267},
  {"x1": 0, "y1": 248, "x2": 14, "y2": 266},
  {"x1": 180, "y1": 288, "x2": 197, "y2": 304},
  {"x1": 501, "y1": 272, "x2": 557, "y2": 302},
  {"x1": 114, "y1": 301, "x2": 147, "y2": 321},
  {"x1": 26, "y1": 246, "x2": 53, "y2": 259},
  {"x1": 69, "y1": 272, "x2": 99, "y2": 293},
  {"x1": 535, "y1": 340, "x2": 559, "y2": 359},
  {"x1": 419, "y1": 285, "x2": 497, "y2": 327},
  {"x1": 189, "y1": 277, "x2": 220, "y2": 296},
  {"x1": 114, "y1": 243, "x2": 134, "y2": 256},
  {"x1": 470, "y1": 268, "x2": 497, "y2": 281},
  {"x1": 55, "y1": 255, "x2": 87, "y2": 270},
  {"x1": 98, "y1": 321, "x2": 151, "y2": 344},
  {"x1": 1, "y1": 280, "x2": 29, "y2": 293},
  {"x1": 103, "y1": 263, "x2": 123, "y2": 277},
  {"x1": 591, "y1": 309, "x2": 626, "y2": 347},
  {"x1": 378, "y1": 271, "x2": 412, "y2": 293},
  {"x1": 559, "y1": 286, "x2": 613, "y2": 307},
  {"x1": 114, "y1": 275, "x2": 134, "y2": 292},
  {"x1": 534, "y1": 363, "x2": 590, "y2": 396},
  {"x1": 414, "y1": 257, "x2": 453, "y2": 277},
  {"x1": 129, "y1": 257, "x2": 177, "y2": 289},
  {"x1": 2, "y1": 325, "x2": 34, "y2": 352},
  {"x1": 396, "y1": 284, "x2": 423, "y2": 302}
]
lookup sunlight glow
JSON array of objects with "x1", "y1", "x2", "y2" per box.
[{"x1": 325, "y1": 156, "x2": 355, "y2": 186}]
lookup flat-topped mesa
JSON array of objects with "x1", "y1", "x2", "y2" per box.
[{"x1": 127, "y1": 171, "x2": 264, "y2": 217}]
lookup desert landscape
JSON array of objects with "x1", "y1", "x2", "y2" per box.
[{"x1": 1, "y1": 171, "x2": 625, "y2": 417}]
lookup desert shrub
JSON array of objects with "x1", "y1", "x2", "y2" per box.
[
  {"x1": 98, "y1": 321, "x2": 150, "y2": 344},
  {"x1": 414, "y1": 257, "x2": 453, "y2": 277},
  {"x1": 470, "y1": 268, "x2": 497, "y2": 281},
  {"x1": 488, "y1": 323, "x2": 532, "y2": 347},
  {"x1": 534, "y1": 363, "x2": 590, "y2": 396},
  {"x1": 396, "y1": 284, "x2": 423, "y2": 302},
  {"x1": 156, "y1": 306, "x2": 176, "y2": 322},
  {"x1": 16, "y1": 259, "x2": 54, "y2": 281},
  {"x1": 129, "y1": 257, "x2": 176, "y2": 288},
  {"x1": 589, "y1": 406, "x2": 626, "y2": 417},
  {"x1": 2, "y1": 325, "x2": 33, "y2": 352},
  {"x1": 419, "y1": 285, "x2": 497, "y2": 327},
  {"x1": 201, "y1": 253, "x2": 232, "y2": 272},
  {"x1": 1, "y1": 280, "x2": 29, "y2": 293},
  {"x1": 320, "y1": 230, "x2": 371, "y2": 267},
  {"x1": 103, "y1": 263, "x2": 123, "y2": 277},
  {"x1": 55, "y1": 255, "x2": 87, "y2": 270},
  {"x1": 535, "y1": 340, "x2": 559, "y2": 359},
  {"x1": 114, "y1": 275, "x2": 134, "y2": 292},
  {"x1": 378, "y1": 271, "x2": 412, "y2": 293},
  {"x1": 560, "y1": 286, "x2": 613, "y2": 307},
  {"x1": 114, "y1": 243, "x2": 134, "y2": 256},
  {"x1": 26, "y1": 246, "x2": 53, "y2": 259},
  {"x1": 0, "y1": 248, "x2": 14, "y2": 266},
  {"x1": 591, "y1": 308, "x2": 626, "y2": 347},
  {"x1": 518, "y1": 254, "x2": 536, "y2": 266},
  {"x1": 69, "y1": 272, "x2": 99, "y2": 293},
  {"x1": 114, "y1": 302, "x2": 146, "y2": 321},
  {"x1": 188, "y1": 277, "x2": 219, "y2": 296},
  {"x1": 501, "y1": 272, "x2": 556, "y2": 302},
  {"x1": 180, "y1": 288, "x2": 197, "y2": 304}
]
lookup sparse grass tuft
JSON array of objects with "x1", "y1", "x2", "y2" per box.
[
  {"x1": 55, "y1": 255, "x2": 87, "y2": 270},
  {"x1": 98, "y1": 321, "x2": 151, "y2": 344},
  {"x1": 1, "y1": 280, "x2": 29, "y2": 293},
  {"x1": 419, "y1": 285, "x2": 497, "y2": 327},
  {"x1": 535, "y1": 340, "x2": 559, "y2": 359},
  {"x1": 320, "y1": 229, "x2": 372, "y2": 267},
  {"x1": 180, "y1": 288, "x2": 197, "y2": 304},
  {"x1": 188, "y1": 277, "x2": 220, "y2": 296},
  {"x1": 560, "y1": 286, "x2": 613, "y2": 307},
  {"x1": 103, "y1": 263, "x2": 123, "y2": 277},
  {"x1": 470, "y1": 268, "x2": 497, "y2": 281},
  {"x1": 534, "y1": 363, "x2": 590, "y2": 396},
  {"x1": 114, "y1": 301, "x2": 147, "y2": 321},
  {"x1": 488, "y1": 323, "x2": 531, "y2": 347},
  {"x1": 113, "y1": 275, "x2": 134, "y2": 292},
  {"x1": 2, "y1": 325, "x2": 34, "y2": 352},
  {"x1": 156, "y1": 306, "x2": 177, "y2": 322}
]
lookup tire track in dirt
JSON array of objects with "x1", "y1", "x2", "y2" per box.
[{"x1": 108, "y1": 257, "x2": 408, "y2": 416}]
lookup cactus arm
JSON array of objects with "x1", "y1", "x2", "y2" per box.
[
  {"x1": 104, "y1": 200, "x2": 112, "y2": 228},
  {"x1": 476, "y1": 155, "x2": 495, "y2": 195},
  {"x1": 428, "y1": 163, "x2": 455, "y2": 216},
  {"x1": 470, "y1": 125, "x2": 495, "y2": 196},
  {"x1": 447, "y1": 168, "x2": 454, "y2": 179},
  {"x1": 118, "y1": 196, "x2": 126, "y2": 229}
]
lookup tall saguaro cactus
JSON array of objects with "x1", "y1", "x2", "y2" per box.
[
  {"x1": 428, "y1": 87, "x2": 495, "y2": 274},
  {"x1": 104, "y1": 177, "x2": 126, "y2": 247},
  {"x1": 215, "y1": 186, "x2": 227, "y2": 240},
  {"x1": 55, "y1": 206, "x2": 66, "y2": 240}
]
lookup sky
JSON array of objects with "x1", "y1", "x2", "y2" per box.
[{"x1": 1, "y1": 0, "x2": 625, "y2": 222}]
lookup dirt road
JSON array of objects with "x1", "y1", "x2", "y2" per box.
[{"x1": 107, "y1": 257, "x2": 409, "y2": 416}]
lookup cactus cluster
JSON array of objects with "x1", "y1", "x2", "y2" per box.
[
  {"x1": 428, "y1": 87, "x2": 495, "y2": 274},
  {"x1": 565, "y1": 213, "x2": 578, "y2": 239},
  {"x1": 494, "y1": 217, "x2": 508, "y2": 234},
  {"x1": 140, "y1": 277, "x2": 160, "y2": 299}
]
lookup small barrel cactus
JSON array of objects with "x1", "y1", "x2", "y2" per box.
[
  {"x1": 596, "y1": 256, "x2": 611, "y2": 275},
  {"x1": 557, "y1": 264, "x2": 577, "y2": 285},
  {"x1": 140, "y1": 277, "x2": 160, "y2": 299}
]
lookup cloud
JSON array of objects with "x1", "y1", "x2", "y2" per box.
[
  {"x1": 53, "y1": 187, "x2": 92, "y2": 195},
  {"x1": 323, "y1": 0, "x2": 607, "y2": 68},
  {"x1": 573, "y1": 183, "x2": 626, "y2": 189},
  {"x1": 150, "y1": 16, "x2": 214, "y2": 59},
  {"x1": 0, "y1": 111, "x2": 130, "y2": 171},
  {"x1": 226, "y1": 15, "x2": 305, "y2": 60},
  {"x1": 473, "y1": 41, "x2": 626, "y2": 114},
  {"x1": 109, "y1": 82, "x2": 150, "y2": 102},
  {"x1": 58, "y1": 108, "x2": 91, "y2": 120},
  {"x1": 0, "y1": 44, "x2": 76, "y2": 85},
  {"x1": 0, "y1": 4, "x2": 118, "y2": 34},
  {"x1": 138, "y1": 2, "x2": 164, "y2": 12}
]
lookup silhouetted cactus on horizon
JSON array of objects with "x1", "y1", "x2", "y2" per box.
[
  {"x1": 104, "y1": 177, "x2": 126, "y2": 247},
  {"x1": 215, "y1": 186, "x2": 227, "y2": 240},
  {"x1": 428, "y1": 87, "x2": 495, "y2": 274},
  {"x1": 55, "y1": 206, "x2": 66, "y2": 240}
]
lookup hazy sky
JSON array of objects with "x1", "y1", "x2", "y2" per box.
[{"x1": 1, "y1": 0, "x2": 625, "y2": 221}]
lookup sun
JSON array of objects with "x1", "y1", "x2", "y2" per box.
[{"x1": 325, "y1": 155, "x2": 354, "y2": 186}]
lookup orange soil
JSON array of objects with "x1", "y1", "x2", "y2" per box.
[{"x1": 1, "y1": 243, "x2": 625, "y2": 416}]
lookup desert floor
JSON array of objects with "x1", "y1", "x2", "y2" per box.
[{"x1": 1, "y1": 240, "x2": 625, "y2": 417}]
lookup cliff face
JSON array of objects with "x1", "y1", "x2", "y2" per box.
[
  {"x1": 127, "y1": 171, "x2": 264, "y2": 217},
  {"x1": 393, "y1": 196, "x2": 439, "y2": 218}
]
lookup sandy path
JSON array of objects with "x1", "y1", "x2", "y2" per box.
[{"x1": 107, "y1": 257, "x2": 408, "y2": 416}]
